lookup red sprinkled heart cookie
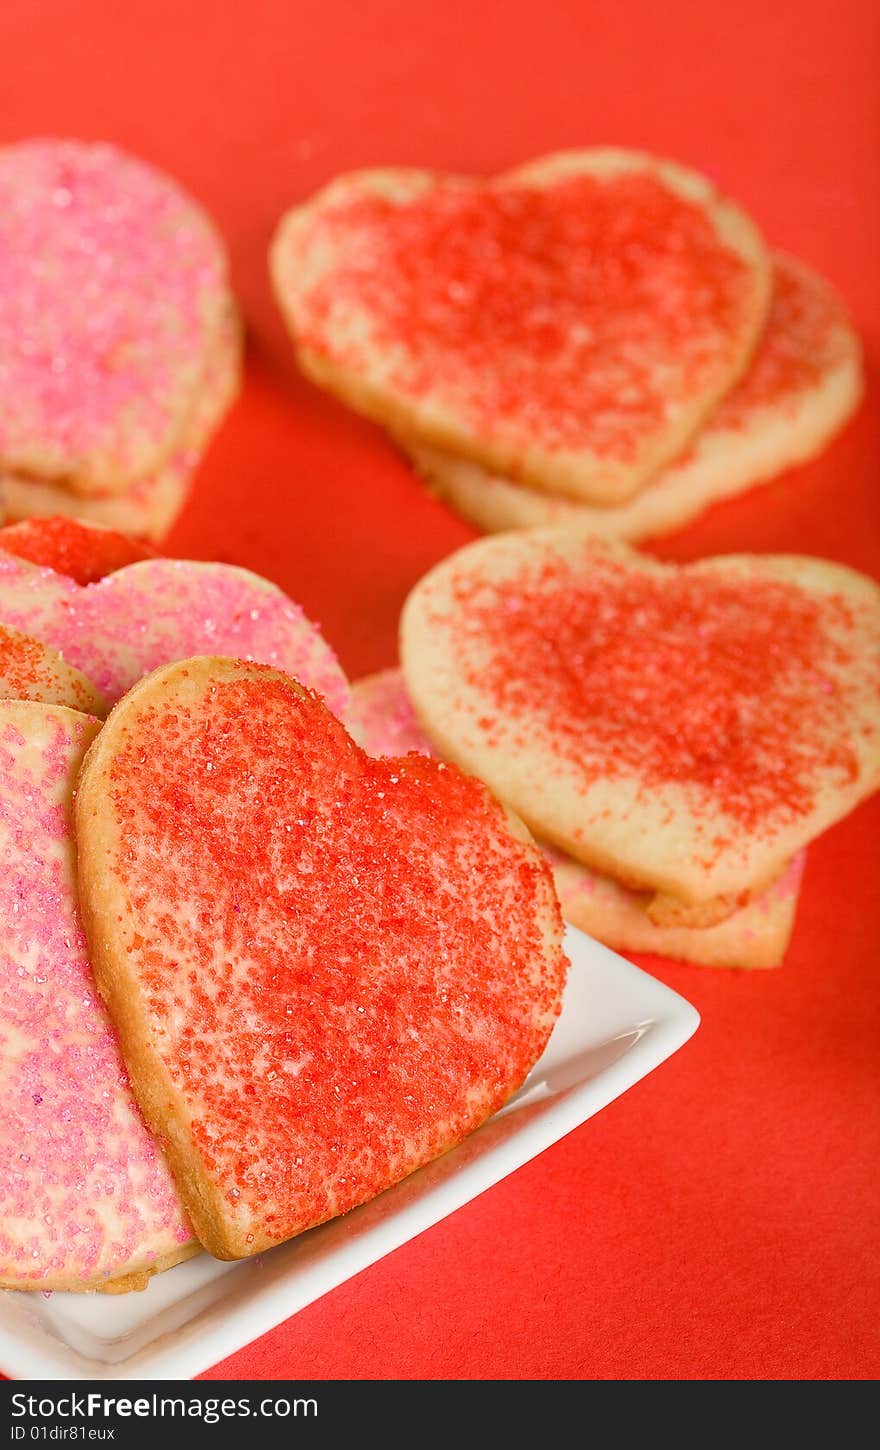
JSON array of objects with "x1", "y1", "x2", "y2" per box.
[
  {"x1": 75, "y1": 658, "x2": 566, "y2": 1258},
  {"x1": 401, "y1": 532, "x2": 880, "y2": 904},
  {"x1": 0, "y1": 516, "x2": 156, "y2": 584},
  {"x1": 0, "y1": 623, "x2": 105, "y2": 713},
  {"x1": 272, "y1": 149, "x2": 770, "y2": 504},
  {"x1": 400, "y1": 253, "x2": 863, "y2": 540}
]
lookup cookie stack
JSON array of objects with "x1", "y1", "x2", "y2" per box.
[
  {"x1": 387, "y1": 530, "x2": 880, "y2": 969},
  {"x1": 270, "y1": 149, "x2": 862, "y2": 540},
  {"x1": 0, "y1": 517, "x2": 565, "y2": 1291},
  {"x1": 0, "y1": 140, "x2": 242, "y2": 541}
]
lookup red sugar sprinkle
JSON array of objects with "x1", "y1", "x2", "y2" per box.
[
  {"x1": 298, "y1": 171, "x2": 758, "y2": 457},
  {"x1": 0, "y1": 516, "x2": 155, "y2": 585},
  {"x1": 0, "y1": 625, "x2": 55, "y2": 694},
  {"x1": 448, "y1": 551, "x2": 866, "y2": 831},
  {"x1": 105, "y1": 673, "x2": 566, "y2": 1243},
  {"x1": 715, "y1": 255, "x2": 852, "y2": 426},
  {"x1": 0, "y1": 623, "x2": 98, "y2": 711}
]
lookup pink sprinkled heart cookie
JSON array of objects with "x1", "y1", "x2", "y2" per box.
[
  {"x1": 0, "y1": 623, "x2": 104, "y2": 714},
  {"x1": 401, "y1": 254, "x2": 863, "y2": 540},
  {"x1": 2, "y1": 456, "x2": 194, "y2": 543},
  {"x1": 0, "y1": 516, "x2": 155, "y2": 584},
  {"x1": 345, "y1": 665, "x2": 435, "y2": 758},
  {"x1": 348, "y1": 668, "x2": 805, "y2": 969},
  {"x1": 75, "y1": 657, "x2": 566, "y2": 1258},
  {"x1": 0, "y1": 701, "x2": 192, "y2": 1290},
  {"x1": 401, "y1": 533, "x2": 880, "y2": 906},
  {"x1": 549, "y1": 848, "x2": 805, "y2": 971},
  {"x1": 0, "y1": 554, "x2": 350, "y2": 711},
  {"x1": 0, "y1": 139, "x2": 235, "y2": 498},
  {"x1": 0, "y1": 302, "x2": 242, "y2": 540},
  {"x1": 271, "y1": 149, "x2": 770, "y2": 505}
]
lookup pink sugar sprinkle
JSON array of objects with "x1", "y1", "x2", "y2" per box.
[
  {"x1": 346, "y1": 668, "x2": 434, "y2": 756},
  {"x1": 0, "y1": 139, "x2": 226, "y2": 482},
  {"x1": 0, "y1": 555, "x2": 350, "y2": 713},
  {"x1": 0, "y1": 705, "x2": 191, "y2": 1284},
  {"x1": 772, "y1": 851, "x2": 807, "y2": 901}
]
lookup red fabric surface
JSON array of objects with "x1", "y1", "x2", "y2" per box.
[{"x1": 3, "y1": 0, "x2": 879, "y2": 1381}]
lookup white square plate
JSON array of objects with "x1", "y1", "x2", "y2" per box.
[{"x1": 0, "y1": 926, "x2": 698, "y2": 1380}]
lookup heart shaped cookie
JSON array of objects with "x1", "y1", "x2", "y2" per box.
[
  {"x1": 0, "y1": 554, "x2": 349, "y2": 712},
  {"x1": 0, "y1": 516, "x2": 155, "y2": 584},
  {"x1": 75, "y1": 658, "x2": 566, "y2": 1258},
  {"x1": 401, "y1": 533, "x2": 880, "y2": 903},
  {"x1": 0, "y1": 701, "x2": 192, "y2": 1290},
  {"x1": 348, "y1": 668, "x2": 805, "y2": 970},
  {"x1": 271, "y1": 149, "x2": 770, "y2": 504},
  {"x1": 549, "y1": 848, "x2": 805, "y2": 971},
  {"x1": 0, "y1": 139, "x2": 234, "y2": 497},
  {"x1": 0, "y1": 301, "x2": 242, "y2": 541},
  {"x1": 0, "y1": 623, "x2": 104, "y2": 714},
  {"x1": 401, "y1": 253, "x2": 863, "y2": 539}
]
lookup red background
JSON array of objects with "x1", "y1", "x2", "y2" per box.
[{"x1": 3, "y1": 0, "x2": 879, "y2": 1380}]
